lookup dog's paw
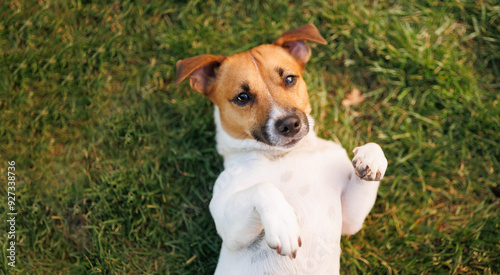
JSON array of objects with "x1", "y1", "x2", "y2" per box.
[
  {"x1": 259, "y1": 201, "x2": 301, "y2": 258},
  {"x1": 352, "y1": 143, "x2": 387, "y2": 181}
]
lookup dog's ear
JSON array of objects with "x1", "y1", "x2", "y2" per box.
[
  {"x1": 274, "y1": 23, "x2": 327, "y2": 65},
  {"x1": 175, "y1": 54, "x2": 226, "y2": 95}
]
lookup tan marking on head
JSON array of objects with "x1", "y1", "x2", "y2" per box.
[{"x1": 208, "y1": 44, "x2": 311, "y2": 140}]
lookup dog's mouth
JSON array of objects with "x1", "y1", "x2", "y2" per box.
[
  {"x1": 283, "y1": 138, "x2": 302, "y2": 147},
  {"x1": 251, "y1": 110, "x2": 310, "y2": 148}
]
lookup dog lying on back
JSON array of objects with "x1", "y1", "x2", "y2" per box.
[{"x1": 176, "y1": 24, "x2": 387, "y2": 274}]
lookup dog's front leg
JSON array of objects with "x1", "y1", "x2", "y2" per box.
[
  {"x1": 210, "y1": 181, "x2": 301, "y2": 257},
  {"x1": 341, "y1": 143, "x2": 387, "y2": 235}
]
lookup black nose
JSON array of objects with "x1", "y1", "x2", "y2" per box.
[{"x1": 276, "y1": 115, "x2": 301, "y2": 137}]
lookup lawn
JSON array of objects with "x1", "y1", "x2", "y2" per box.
[{"x1": 0, "y1": 0, "x2": 499, "y2": 274}]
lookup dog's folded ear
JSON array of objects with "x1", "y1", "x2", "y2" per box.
[
  {"x1": 175, "y1": 54, "x2": 226, "y2": 95},
  {"x1": 274, "y1": 23, "x2": 327, "y2": 65}
]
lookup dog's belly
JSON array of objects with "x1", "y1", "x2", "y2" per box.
[{"x1": 215, "y1": 139, "x2": 351, "y2": 275}]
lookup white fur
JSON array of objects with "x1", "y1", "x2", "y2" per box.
[{"x1": 210, "y1": 107, "x2": 387, "y2": 274}]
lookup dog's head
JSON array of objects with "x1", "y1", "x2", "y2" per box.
[{"x1": 176, "y1": 24, "x2": 326, "y2": 148}]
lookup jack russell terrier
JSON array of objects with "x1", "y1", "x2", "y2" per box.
[{"x1": 175, "y1": 24, "x2": 388, "y2": 275}]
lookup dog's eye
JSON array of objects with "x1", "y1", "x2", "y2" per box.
[
  {"x1": 233, "y1": 92, "x2": 251, "y2": 105},
  {"x1": 237, "y1": 92, "x2": 249, "y2": 102},
  {"x1": 284, "y1": 75, "x2": 297, "y2": 86}
]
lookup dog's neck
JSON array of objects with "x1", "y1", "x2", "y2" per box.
[{"x1": 213, "y1": 106, "x2": 317, "y2": 166}]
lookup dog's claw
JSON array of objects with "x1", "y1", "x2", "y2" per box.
[
  {"x1": 298, "y1": 237, "x2": 302, "y2": 247},
  {"x1": 276, "y1": 246, "x2": 281, "y2": 255},
  {"x1": 292, "y1": 250, "x2": 297, "y2": 259},
  {"x1": 355, "y1": 165, "x2": 371, "y2": 178},
  {"x1": 364, "y1": 166, "x2": 371, "y2": 177}
]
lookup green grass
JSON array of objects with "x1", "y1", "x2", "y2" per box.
[{"x1": 0, "y1": 0, "x2": 498, "y2": 274}]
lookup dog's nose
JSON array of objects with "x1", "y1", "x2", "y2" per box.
[{"x1": 276, "y1": 115, "x2": 301, "y2": 137}]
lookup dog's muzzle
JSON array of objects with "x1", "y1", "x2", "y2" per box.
[{"x1": 252, "y1": 110, "x2": 309, "y2": 148}]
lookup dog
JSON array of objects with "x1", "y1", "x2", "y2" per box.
[{"x1": 175, "y1": 24, "x2": 388, "y2": 275}]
